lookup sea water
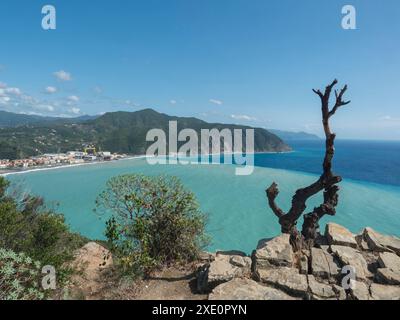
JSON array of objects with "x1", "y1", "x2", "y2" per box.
[{"x1": 6, "y1": 146, "x2": 400, "y2": 254}]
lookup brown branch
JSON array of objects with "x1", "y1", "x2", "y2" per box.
[{"x1": 266, "y1": 79, "x2": 350, "y2": 246}]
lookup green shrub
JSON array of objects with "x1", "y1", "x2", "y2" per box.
[
  {"x1": 0, "y1": 177, "x2": 86, "y2": 283},
  {"x1": 95, "y1": 174, "x2": 209, "y2": 276},
  {"x1": 0, "y1": 247, "x2": 44, "y2": 300}
]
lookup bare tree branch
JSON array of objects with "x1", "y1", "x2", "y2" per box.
[{"x1": 266, "y1": 79, "x2": 350, "y2": 248}]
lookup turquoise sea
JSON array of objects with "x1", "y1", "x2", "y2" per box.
[{"x1": 6, "y1": 140, "x2": 400, "y2": 254}]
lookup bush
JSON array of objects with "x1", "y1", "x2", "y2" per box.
[
  {"x1": 0, "y1": 247, "x2": 44, "y2": 300},
  {"x1": 0, "y1": 177, "x2": 86, "y2": 283},
  {"x1": 95, "y1": 174, "x2": 209, "y2": 276}
]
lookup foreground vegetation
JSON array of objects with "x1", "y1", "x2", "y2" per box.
[
  {"x1": 96, "y1": 174, "x2": 209, "y2": 277},
  {"x1": 0, "y1": 177, "x2": 86, "y2": 299}
]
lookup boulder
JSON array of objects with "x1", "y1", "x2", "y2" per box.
[
  {"x1": 307, "y1": 275, "x2": 336, "y2": 300},
  {"x1": 375, "y1": 268, "x2": 400, "y2": 285},
  {"x1": 209, "y1": 278, "x2": 298, "y2": 300},
  {"x1": 378, "y1": 252, "x2": 400, "y2": 272},
  {"x1": 203, "y1": 251, "x2": 251, "y2": 290},
  {"x1": 332, "y1": 284, "x2": 347, "y2": 300},
  {"x1": 349, "y1": 281, "x2": 370, "y2": 300},
  {"x1": 254, "y1": 234, "x2": 293, "y2": 269},
  {"x1": 311, "y1": 247, "x2": 339, "y2": 280},
  {"x1": 330, "y1": 245, "x2": 372, "y2": 280},
  {"x1": 256, "y1": 267, "x2": 308, "y2": 298},
  {"x1": 363, "y1": 227, "x2": 400, "y2": 255},
  {"x1": 370, "y1": 283, "x2": 400, "y2": 300},
  {"x1": 299, "y1": 255, "x2": 308, "y2": 275},
  {"x1": 325, "y1": 223, "x2": 357, "y2": 248}
]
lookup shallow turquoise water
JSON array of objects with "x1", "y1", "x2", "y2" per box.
[{"x1": 6, "y1": 158, "x2": 400, "y2": 254}]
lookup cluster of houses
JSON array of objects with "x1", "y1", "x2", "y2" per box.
[{"x1": 0, "y1": 149, "x2": 126, "y2": 170}]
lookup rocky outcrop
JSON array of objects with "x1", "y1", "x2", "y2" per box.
[
  {"x1": 204, "y1": 224, "x2": 400, "y2": 300},
  {"x1": 209, "y1": 278, "x2": 298, "y2": 300},
  {"x1": 325, "y1": 223, "x2": 357, "y2": 248},
  {"x1": 253, "y1": 234, "x2": 294, "y2": 269},
  {"x1": 363, "y1": 227, "x2": 400, "y2": 255},
  {"x1": 197, "y1": 251, "x2": 251, "y2": 292}
]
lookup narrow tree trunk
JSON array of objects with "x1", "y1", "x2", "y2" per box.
[{"x1": 266, "y1": 79, "x2": 350, "y2": 249}]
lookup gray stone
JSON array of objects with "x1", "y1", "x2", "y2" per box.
[
  {"x1": 311, "y1": 247, "x2": 339, "y2": 280},
  {"x1": 355, "y1": 234, "x2": 370, "y2": 251},
  {"x1": 256, "y1": 267, "x2": 308, "y2": 298},
  {"x1": 209, "y1": 278, "x2": 298, "y2": 300},
  {"x1": 376, "y1": 268, "x2": 400, "y2": 285},
  {"x1": 330, "y1": 245, "x2": 372, "y2": 280},
  {"x1": 325, "y1": 223, "x2": 357, "y2": 248},
  {"x1": 307, "y1": 275, "x2": 336, "y2": 300},
  {"x1": 254, "y1": 234, "x2": 293, "y2": 269},
  {"x1": 363, "y1": 227, "x2": 400, "y2": 255},
  {"x1": 378, "y1": 252, "x2": 400, "y2": 272},
  {"x1": 299, "y1": 255, "x2": 308, "y2": 275},
  {"x1": 229, "y1": 255, "x2": 252, "y2": 268},
  {"x1": 206, "y1": 252, "x2": 251, "y2": 290},
  {"x1": 332, "y1": 284, "x2": 347, "y2": 300},
  {"x1": 370, "y1": 283, "x2": 400, "y2": 300},
  {"x1": 350, "y1": 281, "x2": 370, "y2": 300}
]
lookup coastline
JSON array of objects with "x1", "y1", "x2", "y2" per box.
[{"x1": 0, "y1": 150, "x2": 293, "y2": 177}]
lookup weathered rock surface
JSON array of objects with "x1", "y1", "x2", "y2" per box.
[
  {"x1": 349, "y1": 281, "x2": 370, "y2": 300},
  {"x1": 330, "y1": 245, "x2": 371, "y2": 280},
  {"x1": 376, "y1": 268, "x2": 400, "y2": 285},
  {"x1": 307, "y1": 275, "x2": 336, "y2": 300},
  {"x1": 209, "y1": 278, "x2": 298, "y2": 300},
  {"x1": 325, "y1": 223, "x2": 357, "y2": 248},
  {"x1": 378, "y1": 252, "x2": 400, "y2": 272},
  {"x1": 202, "y1": 251, "x2": 251, "y2": 290},
  {"x1": 311, "y1": 247, "x2": 339, "y2": 280},
  {"x1": 256, "y1": 267, "x2": 308, "y2": 298},
  {"x1": 254, "y1": 234, "x2": 293, "y2": 269},
  {"x1": 363, "y1": 227, "x2": 400, "y2": 255},
  {"x1": 370, "y1": 283, "x2": 400, "y2": 300}
]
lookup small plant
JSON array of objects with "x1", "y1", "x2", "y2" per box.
[
  {"x1": 96, "y1": 174, "x2": 209, "y2": 276},
  {"x1": 0, "y1": 248, "x2": 44, "y2": 300}
]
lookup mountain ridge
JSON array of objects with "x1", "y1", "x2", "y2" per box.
[{"x1": 0, "y1": 109, "x2": 291, "y2": 159}]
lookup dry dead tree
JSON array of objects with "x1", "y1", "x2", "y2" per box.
[{"x1": 266, "y1": 79, "x2": 350, "y2": 249}]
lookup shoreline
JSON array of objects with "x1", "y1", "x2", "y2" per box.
[{"x1": 0, "y1": 150, "x2": 293, "y2": 177}]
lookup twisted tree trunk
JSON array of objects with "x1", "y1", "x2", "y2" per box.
[{"x1": 266, "y1": 79, "x2": 350, "y2": 250}]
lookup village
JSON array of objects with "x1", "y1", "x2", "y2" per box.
[{"x1": 0, "y1": 146, "x2": 127, "y2": 171}]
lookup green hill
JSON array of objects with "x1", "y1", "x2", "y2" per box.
[{"x1": 0, "y1": 109, "x2": 291, "y2": 159}]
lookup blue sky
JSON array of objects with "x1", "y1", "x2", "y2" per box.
[{"x1": 0, "y1": 0, "x2": 399, "y2": 139}]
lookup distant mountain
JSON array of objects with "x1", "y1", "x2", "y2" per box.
[
  {"x1": 269, "y1": 129, "x2": 320, "y2": 141},
  {"x1": 0, "y1": 109, "x2": 291, "y2": 159},
  {"x1": 0, "y1": 110, "x2": 97, "y2": 128}
]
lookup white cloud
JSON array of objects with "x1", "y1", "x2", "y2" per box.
[
  {"x1": 230, "y1": 114, "x2": 257, "y2": 121},
  {"x1": 209, "y1": 99, "x2": 223, "y2": 105},
  {"x1": 0, "y1": 96, "x2": 10, "y2": 105},
  {"x1": 0, "y1": 82, "x2": 7, "y2": 88},
  {"x1": 380, "y1": 115, "x2": 400, "y2": 121},
  {"x1": 54, "y1": 70, "x2": 72, "y2": 81},
  {"x1": 170, "y1": 99, "x2": 177, "y2": 105},
  {"x1": 33, "y1": 104, "x2": 55, "y2": 112},
  {"x1": 45, "y1": 86, "x2": 57, "y2": 94},
  {"x1": 68, "y1": 95, "x2": 80, "y2": 102},
  {"x1": 69, "y1": 107, "x2": 80, "y2": 115},
  {"x1": 5, "y1": 87, "x2": 22, "y2": 96}
]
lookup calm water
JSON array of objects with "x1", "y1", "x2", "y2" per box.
[{"x1": 6, "y1": 140, "x2": 400, "y2": 254}]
